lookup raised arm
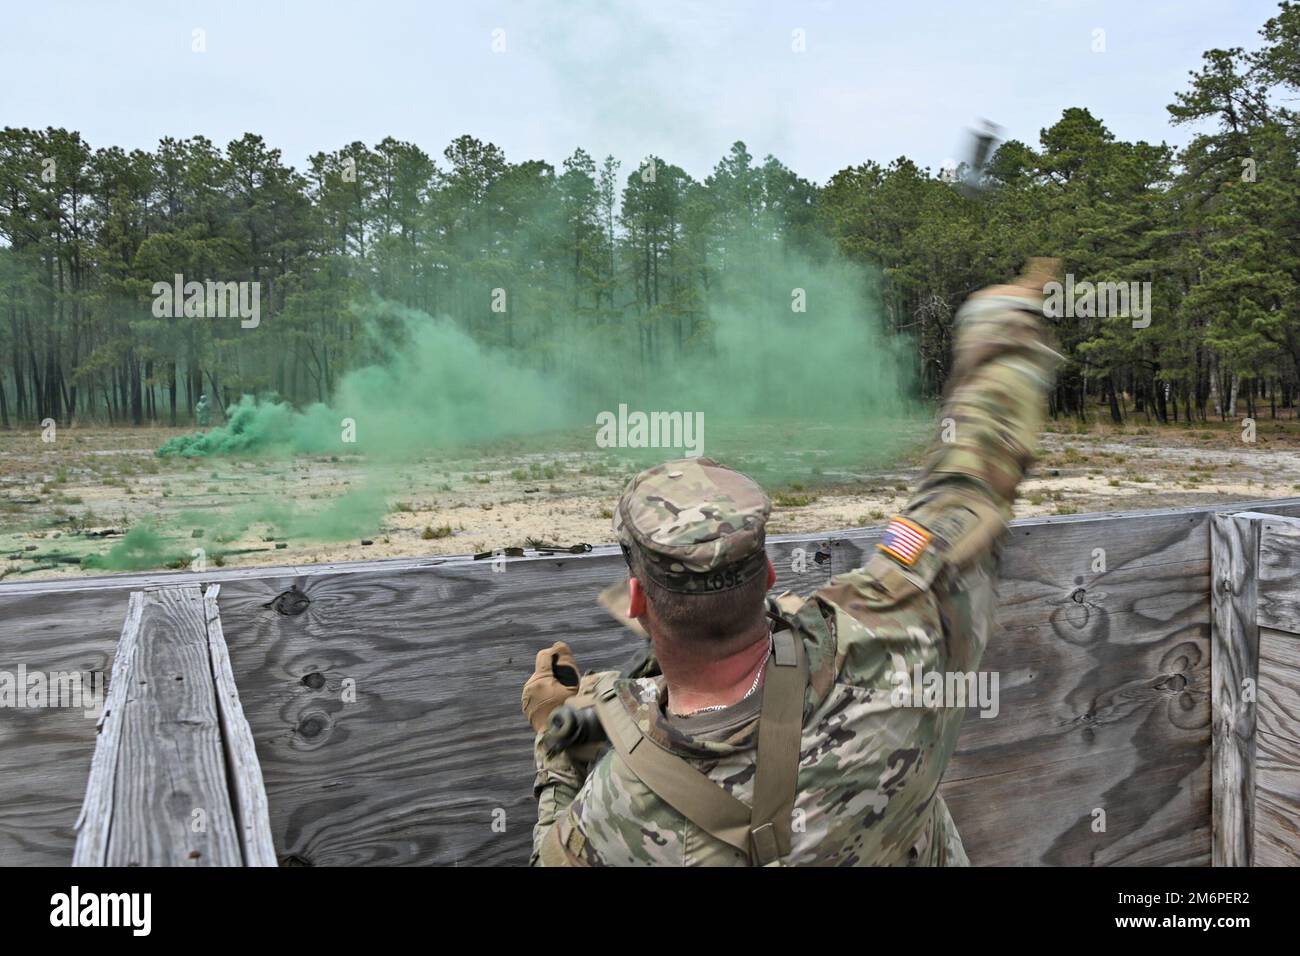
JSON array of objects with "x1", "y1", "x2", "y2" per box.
[
  {"x1": 819, "y1": 259, "x2": 1062, "y2": 672},
  {"x1": 911, "y1": 258, "x2": 1063, "y2": 518}
]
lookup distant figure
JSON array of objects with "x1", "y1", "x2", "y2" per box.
[
  {"x1": 523, "y1": 259, "x2": 1063, "y2": 867},
  {"x1": 195, "y1": 393, "x2": 211, "y2": 427}
]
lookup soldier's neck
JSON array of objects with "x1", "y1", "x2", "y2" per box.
[{"x1": 655, "y1": 623, "x2": 772, "y2": 716}]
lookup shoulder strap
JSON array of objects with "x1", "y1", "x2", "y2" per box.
[
  {"x1": 594, "y1": 674, "x2": 754, "y2": 856},
  {"x1": 592, "y1": 631, "x2": 808, "y2": 866},
  {"x1": 750, "y1": 629, "x2": 807, "y2": 865}
]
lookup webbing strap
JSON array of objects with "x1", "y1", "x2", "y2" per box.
[
  {"x1": 750, "y1": 629, "x2": 808, "y2": 865},
  {"x1": 594, "y1": 677, "x2": 753, "y2": 856},
  {"x1": 592, "y1": 632, "x2": 808, "y2": 866}
]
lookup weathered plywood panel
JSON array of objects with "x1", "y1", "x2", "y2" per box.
[
  {"x1": 943, "y1": 744, "x2": 1213, "y2": 867},
  {"x1": 0, "y1": 588, "x2": 130, "y2": 865},
  {"x1": 215, "y1": 556, "x2": 638, "y2": 866}
]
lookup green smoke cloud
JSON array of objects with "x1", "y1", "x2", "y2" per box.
[
  {"x1": 159, "y1": 303, "x2": 569, "y2": 460},
  {"x1": 139, "y1": 235, "x2": 924, "y2": 560},
  {"x1": 81, "y1": 523, "x2": 187, "y2": 572},
  {"x1": 160, "y1": 250, "x2": 920, "y2": 469}
]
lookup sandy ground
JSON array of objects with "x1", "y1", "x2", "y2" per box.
[{"x1": 2, "y1": 416, "x2": 1298, "y2": 581}]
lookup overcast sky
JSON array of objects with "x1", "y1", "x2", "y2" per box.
[{"x1": 1, "y1": 0, "x2": 1282, "y2": 183}]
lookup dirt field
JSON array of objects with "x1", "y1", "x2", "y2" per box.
[{"x1": 2, "y1": 416, "x2": 1298, "y2": 581}]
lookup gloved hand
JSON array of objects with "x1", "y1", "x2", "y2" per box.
[
  {"x1": 522, "y1": 641, "x2": 581, "y2": 733},
  {"x1": 973, "y1": 256, "x2": 1062, "y2": 302}
]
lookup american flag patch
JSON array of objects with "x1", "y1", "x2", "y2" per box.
[{"x1": 878, "y1": 517, "x2": 932, "y2": 566}]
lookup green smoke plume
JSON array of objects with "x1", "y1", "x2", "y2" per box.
[
  {"x1": 142, "y1": 222, "x2": 924, "y2": 557},
  {"x1": 159, "y1": 304, "x2": 570, "y2": 460},
  {"x1": 159, "y1": 252, "x2": 921, "y2": 469},
  {"x1": 81, "y1": 523, "x2": 187, "y2": 572}
]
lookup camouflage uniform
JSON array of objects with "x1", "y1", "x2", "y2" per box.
[{"x1": 531, "y1": 280, "x2": 1061, "y2": 866}]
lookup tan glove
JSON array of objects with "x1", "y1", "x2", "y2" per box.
[
  {"x1": 973, "y1": 256, "x2": 1062, "y2": 302},
  {"x1": 522, "y1": 641, "x2": 581, "y2": 733}
]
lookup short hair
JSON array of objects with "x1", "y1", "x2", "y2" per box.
[{"x1": 628, "y1": 548, "x2": 769, "y2": 647}]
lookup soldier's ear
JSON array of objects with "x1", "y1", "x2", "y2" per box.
[
  {"x1": 627, "y1": 577, "x2": 647, "y2": 618},
  {"x1": 766, "y1": 557, "x2": 777, "y2": 590}
]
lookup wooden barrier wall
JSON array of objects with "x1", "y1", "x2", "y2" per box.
[{"x1": 4, "y1": 497, "x2": 1300, "y2": 866}]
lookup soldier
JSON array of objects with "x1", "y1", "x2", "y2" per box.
[
  {"x1": 195, "y1": 393, "x2": 211, "y2": 428},
  {"x1": 522, "y1": 260, "x2": 1062, "y2": 866}
]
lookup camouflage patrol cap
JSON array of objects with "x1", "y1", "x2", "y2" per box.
[{"x1": 614, "y1": 457, "x2": 771, "y2": 594}]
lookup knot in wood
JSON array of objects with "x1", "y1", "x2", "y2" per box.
[{"x1": 265, "y1": 586, "x2": 310, "y2": 616}]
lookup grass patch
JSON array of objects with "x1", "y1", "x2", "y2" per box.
[{"x1": 774, "y1": 492, "x2": 817, "y2": 507}]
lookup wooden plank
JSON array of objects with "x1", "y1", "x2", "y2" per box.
[
  {"x1": 1255, "y1": 789, "x2": 1300, "y2": 866},
  {"x1": 1258, "y1": 517, "x2": 1300, "y2": 633},
  {"x1": 1254, "y1": 731, "x2": 1300, "y2": 866},
  {"x1": 1255, "y1": 620, "x2": 1300, "y2": 866},
  {"x1": 75, "y1": 587, "x2": 244, "y2": 866},
  {"x1": 1210, "y1": 513, "x2": 1262, "y2": 867},
  {"x1": 1248, "y1": 515, "x2": 1300, "y2": 867},
  {"x1": 1259, "y1": 628, "x2": 1300, "y2": 747},
  {"x1": 204, "y1": 585, "x2": 278, "y2": 866},
  {"x1": 71, "y1": 592, "x2": 143, "y2": 866}
]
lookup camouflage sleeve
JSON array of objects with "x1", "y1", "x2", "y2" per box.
[
  {"x1": 529, "y1": 734, "x2": 588, "y2": 866},
  {"x1": 911, "y1": 287, "x2": 1061, "y2": 515}
]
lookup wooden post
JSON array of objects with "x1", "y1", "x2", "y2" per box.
[
  {"x1": 205, "y1": 585, "x2": 278, "y2": 866},
  {"x1": 1210, "y1": 513, "x2": 1264, "y2": 866},
  {"x1": 72, "y1": 591, "x2": 144, "y2": 867}
]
